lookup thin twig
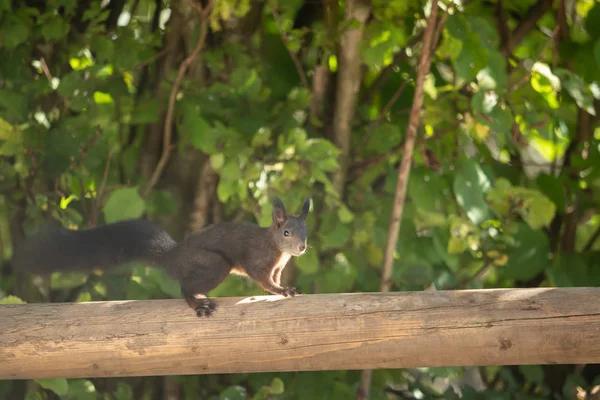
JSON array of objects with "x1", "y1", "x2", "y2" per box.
[
  {"x1": 40, "y1": 57, "x2": 53, "y2": 82},
  {"x1": 508, "y1": 39, "x2": 552, "y2": 92},
  {"x1": 80, "y1": 125, "x2": 103, "y2": 159},
  {"x1": 267, "y1": 0, "x2": 309, "y2": 89},
  {"x1": 501, "y1": 0, "x2": 553, "y2": 57},
  {"x1": 70, "y1": 126, "x2": 103, "y2": 221},
  {"x1": 458, "y1": 259, "x2": 493, "y2": 288},
  {"x1": 381, "y1": 0, "x2": 438, "y2": 292},
  {"x1": 354, "y1": 80, "x2": 409, "y2": 154},
  {"x1": 141, "y1": 0, "x2": 213, "y2": 198},
  {"x1": 90, "y1": 149, "x2": 114, "y2": 227},
  {"x1": 361, "y1": 34, "x2": 421, "y2": 106},
  {"x1": 358, "y1": 3, "x2": 441, "y2": 399},
  {"x1": 350, "y1": 123, "x2": 456, "y2": 178},
  {"x1": 583, "y1": 225, "x2": 600, "y2": 252}
]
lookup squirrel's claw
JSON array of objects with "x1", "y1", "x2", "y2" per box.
[
  {"x1": 195, "y1": 300, "x2": 217, "y2": 317},
  {"x1": 282, "y1": 287, "x2": 298, "y2": 297},
  {"x1": 186, "y1": 296, "x2": 218, "y2": 318}
]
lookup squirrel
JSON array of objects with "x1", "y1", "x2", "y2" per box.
[{"x1": 13, "y1": 197, "x2": 311, "y2": 317}]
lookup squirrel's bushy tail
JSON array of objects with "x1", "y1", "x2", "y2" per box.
[{"x1": 13, "y1": 219, "x2": 177, "y2": 274}]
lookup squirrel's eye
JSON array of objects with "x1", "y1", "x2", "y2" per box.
[{"x1": 283, "y1": 230, "x2": 290, "y2": 237}]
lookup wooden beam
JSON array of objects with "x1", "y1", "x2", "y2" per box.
[{"x1": 2, "y1": 288, "x2": 600, "y2": 379}]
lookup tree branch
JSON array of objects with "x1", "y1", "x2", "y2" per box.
[
  {"x1": 501, "y1": 0, "x2": 553, "y2": 57},
  {"x1": 354, "y1": 80, "x2": 409, "y2": 154},
  {"x1": 331, "y1": 0, "x2": 371, "y2": 198},
  {"x1": 361, "y1": 35, "x2": 420, "y2": 107},
  {"x1": 268, "y1": 0, "x2": 309, "y2": 89},
  {"x1": 188, "y1": 159, "x2": 219, "y2": 233},
  {"x1": 583, "y1": 224, "x2": 600, "y2": 252},
  {"x1": 141, "y1": 0, "x2": 213, "y2": 198},
  {"x1": 89, "y1": 149, "x2": 114, "y2": 228},
  {"x1": 358, "y1": 3, "x2": 440, "y2": 399},
  {"x1": 381, "y1": 0, "x2": 438, "y2": 298}
]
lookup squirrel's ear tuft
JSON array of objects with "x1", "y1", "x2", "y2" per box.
[
  {"x1": 299, "y1": 197, "x2": 311, "y2": 220},
  {"x1": 272, "y1": 197, "x2": 287, "y2": 227}
]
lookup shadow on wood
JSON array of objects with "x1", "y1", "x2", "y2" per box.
[{"x1": 2, "y1": 288, "x2": 600, "y2": 379}]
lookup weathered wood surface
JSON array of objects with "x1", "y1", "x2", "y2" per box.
[{"x1": 2, "y1": 288, "x2": 600, "y2": 379}]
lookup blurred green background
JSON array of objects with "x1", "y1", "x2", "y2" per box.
[{"x1": 1, "y1": 0, "x2": 600, "y2": 398}]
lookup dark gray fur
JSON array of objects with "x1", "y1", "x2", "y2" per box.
[{"x1": 13, "y1": 197, "x2": 311, "y2": 317}]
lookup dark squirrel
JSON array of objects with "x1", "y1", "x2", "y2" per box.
[{"x1": 13, "y1": 197, "x2": 311, "y2": 317}]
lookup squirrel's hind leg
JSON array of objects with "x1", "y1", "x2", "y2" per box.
[{"x1": 179, "y1": 250, "x2": 231, "y2": 318}]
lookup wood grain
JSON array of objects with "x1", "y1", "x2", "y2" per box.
[{"x1": 2, "y1": 288, "x2": 600, "y2": 379}]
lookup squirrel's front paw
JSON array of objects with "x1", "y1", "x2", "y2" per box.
[
  {"x1": 185, "y1": 295, "x2": 218, "y2": 318},
  {"x1": 282, "y1": 287, "x2": 298, "y2": 297},
  {"x1": 195, "y1": 298, "x2": 217, "y2": 317}
]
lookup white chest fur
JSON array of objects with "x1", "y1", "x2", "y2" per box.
[
  {"x1": 229, "y1": 253, "x2": 292, "y2": 276},
  {"x1": 274, "y1": 253, "x2": 292, "y2": 271}
]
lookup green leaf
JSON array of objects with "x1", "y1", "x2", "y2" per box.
[
  {"x1": 502, "y1": 223, "x2": 550, "y2": 281},
  {"x1": 555, "y1": 68, "x2": 596, "y2": 115},
  {"x1": 0, "y1": 89, "x2": 27, "y2": 122},
  {"x1": 477, "y1": 103, "x2": 513, "y2": 134},
  {"x1": 152, "y1": 268, "x2": 181, "y2": 298},
  {"x1": 0, "y1": 295, "x2": 26, "y2": 304},
  {"x1": 0, "y1": 14, "x2": 31, "y2": 48},
  {"x1": 251, "y1": 127, "x2": 272, "y2": 148},
  {"x1": 90, "y1": 35, "x2": 115, "y2": 63},
  {"x1": 488, "y1": 179, "x2": 556, "y2": 229},
  {"x1": 0, "y1": 117, "x2": 21, "y2": 140},
  {"x1": 62, "y1": 379, "x2": 97, "y2": 400},
  {"x1": 320, "y1": 254, "x2": 357, "y2": 294},
  {"x1": 300, "y1": 138, "x2": 340, "y2": 172},
  {"x1": 269, "y1": 377, "x2": 284, "y2": 395},
  {"x1": 295, "y1": 248, "x2": 319, "y2": 274},
  {"x1": 319, "y1": 213, "x2": 351, "y2": 250},
  {"x1": 395, "y1": 257, "x2": 433, "y2": 287},
  {"x1": 0, "y1": 139, "x2": 21, "y2": 156},
  {"x1": 103, "y1": 187, "x2": 146, "y2": 223},
  {"x1": 476, "y1": 51, "x2": 508, "y2": 90},
  {"x1": 453, "y1": 159, "x2": 492, "y2": 224},
  {"x1": 217, "y1": 164, "x2": 242, "y2": 203},
  {"x1": 486, "y1": 178, "x2": 513, "y2": 216},
  {"x1": 130, "y1": 97, "x2": 160, "y2": 124},
  {"x1": 183, "y1": 110, "x2": 217, "y2": 153},
  {"x1": 364, "y1": 123, "x2": 403, "y2": 155},
  {"x1": 447, "y1": 15, "x2": 489, "y2": 83},
  {"x1": 407, "y1": 167, "x2": 449, "y2": 213},
  {"x1": 518, "y1": 365, "x2": 544, "y2": 384},
  {"x1": 35, "y1": 378, "x2": 69, "y2": 396},
  {"x1": 40, "y1": 16, "x2": 70, "y2": 41},
  {"x1": 337, "y1": 204, "x2": 354, "y2": 223},
  {"x1": 219, "y1": 385, "x2": 248, "y2": 400},
  {"x1": 548, "y1": 254, "x2": 593, "y2": 287},
  {"x1": 231, "y1": 68, "x2": 262, "y2": 99},
  {"x1": 513, "y1": 188, "x2": 556, "y2": 230},
  {"x1": 0, "y1": 0, "x2": 10, "y2": 12},
  {"x1": 471, "y1": 90, "x2": 498, "y2": 115},
  {"x1": 210, "y1": 153, "x2": 225, "y2": 171},
  {"x1": 447, "y1": 235, "x2": 467, "y2": 254},
  {"x1": 146, "y1": 190, "x2": 178, "y2": 216},
  {"x1": 114, "y1": 382, "x2": 134, "y2": 400},
  {"x1": 535, "y1": 173, "x2": 565, "y2": 213},
  {"x1": 50, "y1": 272, "x2": 88, "y2": 290},
  {"x1": 585, "y1": 3, "x2": 600, "y2": 38}
]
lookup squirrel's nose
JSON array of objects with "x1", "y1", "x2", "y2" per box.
[{"x1": 299, "y1": 243, "x2": 306, "y2": 252}]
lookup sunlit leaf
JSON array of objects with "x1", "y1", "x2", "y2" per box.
[
  {"x1": 35, "y1": 379, "x2": 69, "y2": 396},
  {"x1": 103, "y1": 187, "x2": 145, "y2": 223}
]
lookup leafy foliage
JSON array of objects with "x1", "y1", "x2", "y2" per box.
[{"x1": 1, "y1": 0, "x2": 600, "y2": 399}]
